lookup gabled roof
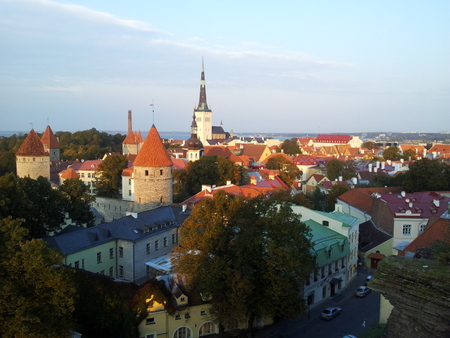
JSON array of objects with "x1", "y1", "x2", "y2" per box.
[
  {"x1": 69, "y1": 159, "x2": 102, "y2": 171},
  {"x1": 337, "y1": 187, "x2": 403, "y2": 215},
  {"x1": 305, "y1": 174, "x2": 329, "y2": 184},
  {"x1": 41, "y1": 125, "x2": 60, "y2": 148},
  {"x1": 204, "y1": 146, "x2": 242, "y2": 164},
  {"x1": 428, "y1": 144, "x2": 450, "y2": 154},
  {"x1": 239, "y1": 144, "x2": 269, "y2": 162},
  {"x1": 171, "y1": 158, "x2": 188, "y2": 171},
  {"x1": 16, "y1": 129, "x2": 49, "y2": 156},
  {"x1": 134, "y1": 125, "x2": 173, "y2": 167},
  {"x1": 123, "y1": 131, "x2": 141, "y2": 145},
  {"x1": 60, "y1": 167, "x2": 79, "y2": 179},
  {"x1": 262, "y1": 152, "x2": 292, "y2": 164}
]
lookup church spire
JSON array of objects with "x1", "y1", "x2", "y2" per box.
[{"x1": 197, "y1": 58, "x2": 210, "y2": 111}]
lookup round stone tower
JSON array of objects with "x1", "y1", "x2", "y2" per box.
[
  {"x1": 16, "y1": 129, "x2": 50, "y2": 180},
  {"x1": 133, "y1": 125, "x2": 173, "y2": 211}
]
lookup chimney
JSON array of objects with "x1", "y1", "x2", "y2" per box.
[
  {"x1": 433, "y1": 200, "x2": 440, "y2": 207},
  {"x1": 338, "y1": 176, "x2": 343, "y2": 181},
  {"x1": 202, "y1": 185, "x2": 211, "y2": 192},
  {"x1": 226, "y1": 180, "x2": 231, "y2": 185},
  {"x1": 381, "y1": 162, "x2": 385, "y2": 169},
  {"x1": 128, "y1": 110, "x2": 132, "y2": 133},
  {"x1": 182, "y1": 204, "x2": 187, "y2": 213},
  {"x1": 401, "y1": 191, "x2": 406, "y2": 197},
  {"x1": 368, "y1": 163, "x2": 372, "y2": 172}
]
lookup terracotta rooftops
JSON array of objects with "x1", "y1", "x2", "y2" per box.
[
  {"x1": 16, "y1": 129, "x2": 49, "y2": 156},
  {"x1": 41, "y1": 125, "x2": 60, "y2": 149},
  {"x1": 315, "y1": 134, "x2": 352, "y2": 143},
  {"x1": 133, "y1": 125, "x2": 173, "y2": 167}
]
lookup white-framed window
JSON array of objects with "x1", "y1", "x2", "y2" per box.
[
  {"x1": 119, "y1": 246, "x2": 123, "y2": 257},
  {"x1": 199, "y1": 322, "x2": 216, "y2": 336},
  {"x1": 146, "y1": 243, "x2": 151, "y2": 254},
  {"x1": 109, "y1": 248, "x2": 114, "y2": 259},
  {"x1": 145, "y1": 317, "x2": 155, "y2": 325},
  {"x1": 119, "y1": 265, "x2": 124, "y2": 278},
  {"x1": 163, "y1": 237, "x2": 168, "y2": 247},
  {"x1": 175, "y1": 314, "x2": 181, "y2": 320},
  {"x1": 97, "y1": 252, "x2": 102, "y2": 264},
  {"x1": 174, "y1": 327, "x2": 191, "y2": 338},
  {"x1": 155, "y1": 240, "x2": 159, "y2": 251},
  {"x1": 419, "y1": 224, "x2": 426, "y2": 234},
  {"x1": 172, "y1": 234, "x2": 176, "y2": 244},
  {"x1": 402, "y1": 224, "x2": 412, "y2": 236},
  {"x1": 200, "y1": 310, "x2": 207, "y2": 316}
]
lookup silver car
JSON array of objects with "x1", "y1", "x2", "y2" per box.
[
  {"x1": 320, "y1": 306, "x2": 342, "y2": 320},
  {"x1": 355, "y1": 286, "x2": 371, "y2": 297}
]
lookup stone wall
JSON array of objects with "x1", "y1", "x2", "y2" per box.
[
  {"x1": 16, "y1": 155, "x2": 50, "y2": 180},
  {"x1": 369, "y1": 256, "x2": 450, "y2": 338}
]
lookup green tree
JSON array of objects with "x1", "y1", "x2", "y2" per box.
[
  {"x1": 0, "y1": 217, "x2": 76, "y2": 337},
  {"x1": 326, "y1": 159, "x2": 357, "y2": 181},
  {"x1": 266, "y1": 155, "x2": 301, "y2": 185},
  {"x1": 402, "y1": 148, "x2": 417, "y2": 161},
  {"x1": 94, "y1": 154, "x2": 128, "y2": 198},
  {"x1": 172, "y1": 191, "x2": 315, "y2": 336},
  {"x1": 59, "y1": 178, "x2": 96, "y2": 226},
  {"x1": 401, "y1": 158, "x2": 450, "y2": 192},
  {"x1": 383, "y1": 146, "x2": 402, "y2": 161},
  {"x1": 326, "y1": 183, "x2": 350, "y2": 211},
  {"x1": 430, "y1": 223, "x2": 450, "y2": 264},
  {"x1": 279, "y1": 138, "x2": 301, "y2": 155},
  {"x1": 361, "y1": 141, "x2": 379, "y2": 150},
  {"x1": 0, "y1": 150, "x2": 16, "y2": 176},
  {"x1": 307, "y1": 187, "x2": 327, "y2": 211}
]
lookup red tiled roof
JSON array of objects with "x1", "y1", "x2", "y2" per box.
[
  {"x1": 123, "y1": 130, "x2": 140, "y2": 144},
  {"x1": 133, "y1": 125, "x2": 173, "y2": 167},
  {"x1": 172, "y1": 158, "x2": 188, "y2": 171},
  {"x1": 69, "y1": 159, "x2": 102, "y2": 171},
  {"x1": 41, "y1": 125, "x2": 60, "y2": 149},
  {"x1": 121, "y1": 167, "x2": 134, "y2": 177},
  {"x1": 337, "y1": 187, "x2": 403, "y2": 215},
  {"x1": 399, "y1": 217, "x2": 450, "y2": 256},
  {"x1": 428, "y1": 144, "x2": 450, "y2": 154},
  {"x1": 60, "y1": 167, "x2": 79, "y2": 179},
  {"x1": 262, "y1": 152, "x2": 292, "y2": 164},
  {"x1": 16, "y1": 129, "x2": 49, "y2": 156},
  {"x1": 315, "y1": 134, "x2": 352, "y2": 143}
]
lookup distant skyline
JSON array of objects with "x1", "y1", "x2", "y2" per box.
[{"x1": 1, "y1": 0, "x2": 449, "y2": 134}]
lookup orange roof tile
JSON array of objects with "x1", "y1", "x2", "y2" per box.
[
  {"x1": 123, "y1": 130, "x2": 140, "y2": 144},
  {"x1": 41, "y1": 125, "x2": 60, "y2": 148},
  {"x1": 60, "y1": 167, "x2": 79, "y2": 179},
  {"x1": 16, "y1": 129, "x2": 49, "y2": 156},
  {"x1": 337, "y1": 187, "x2": 403, "y2": 214},
  {"x1": 133, "y1": 125, "x2": 173, "y2": 167}
]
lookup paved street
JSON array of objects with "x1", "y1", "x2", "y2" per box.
[{"x1": 254, "y1": 268, "x2": 380, "y2": 338}]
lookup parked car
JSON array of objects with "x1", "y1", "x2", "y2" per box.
[
  {"x1": 320, "y1": 306, "x2": 342, "y2": 320},
  {"x1": 365, "y1": 275, "x2": 372, "y2": 285},
  {"x1": 342, "y1": 335, "x2": 357, "y2": 338},
  {"x1": 355, "y1": 286, "x2": 371, "y2": 297}
]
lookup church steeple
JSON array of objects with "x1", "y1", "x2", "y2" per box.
[{"x1": 197, "y1": 58, "x2": 211, "y2": 111}]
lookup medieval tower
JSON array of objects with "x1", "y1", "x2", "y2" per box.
[
  {"x1": 122, "y1": 110, "x2": 143, "y2": 155},
  {"x1": 186, "y1": 112, "x2": 204, "y2": 161},
  {"x1": 194, "y1": 59, "x2": 212, "y2": 144},
  {"x1": 41, "y1": 125, "x2": 60, "y2": 161},
  {"x1": 132, "y1": 125, "x2": 173, "y2": 212},
  {"x1": 16, "y1": 129, "x2": 50, "y2": 180}
]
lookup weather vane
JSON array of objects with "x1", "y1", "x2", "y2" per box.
[{"x1": 150, "y1": 100, "x2": 154, "y2": 125}]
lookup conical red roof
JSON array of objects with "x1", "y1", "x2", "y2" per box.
[
  {"x1": 133, "y1": 125, "x2": 172, "y2": 167},
  {"x1": 61, "y1": 167, "x2": 79, "y2": 179},
  {"x1": 41, "y1": 125, "x2": 60, "y2": 148},
  {"x1": 123, "y1": 130, "x2": 139, "y2": 144},
  {"x1": 16, "y1": 129, "x2": 49, "y2": 156}
]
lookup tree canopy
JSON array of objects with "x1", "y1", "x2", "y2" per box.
[
  {"x1": 400, "y1": 158, "x2": 450, "y2": 192},
  {"x1": 325, "y1": 159, "x2": 357, "y2": 181},
  {"x1": 0, "y1": 217, "x2": 76, "y2": 337},
  {"x1": 383, "y1": 146, "x2": 402, "y2": 161},
  {"x1": 94, "y1": 154, "x2": 128, "y2": 198},
  {"x1": 278, "y1": 138, "x2": 302, "y2": 155},
  {"x1": 173, "y1": 156, "x2": 249, "y2": 202},
  {"x1": 172, "y1": 191, "x2": 316, "y2": 335},
  {"x1": 266, "y1": 155, "x2": 301, "y2": 185}
]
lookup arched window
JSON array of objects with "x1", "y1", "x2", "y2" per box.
[
  {"x1": 173, "y1": 326, "x2": 191, "y2": 338},
  {"x1": 199, "y1": 322, "x2": 216, "y2": 336}
]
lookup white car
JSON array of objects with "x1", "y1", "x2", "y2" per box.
[{"x1": 320, "y1": 306, "x2": 342, "y2": 320}]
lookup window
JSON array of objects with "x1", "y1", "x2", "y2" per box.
[
  {"x1": 129, "y1": 179, "x2": 131, "y2": 185},
  {"x1": 172, "y1": 234, "x2": 176, "y2": 244},
  {"x1": 109, "y1": 267, "x2": 113, "y2": 277},
  {"x1": 184, "y1": 313, "x2": 190, "y2": 319},
  {"x1": 180, "y1": 297, "x2": 185, "y2": 302},
  {"x1": 146, "y1": 265, "x2": 151, "y2": 275},
  {"x1": 155, "y1": 240, "x2": 159, "y2": 251},
  {"x1": 74, "y1": 261, "x2": 79, "y2": 269},
  {"x1": 146, "y1": 243, "x2": 151, "y2": 254},
  {"x1": 145, "y1": 317, "x2": 155, "y2": 325},
  {"x1": 160, "y1": 169, "x2": 163, "y2": 175},
  {"x1": 145, "y1": 170, "x2": 149, "y2": 176},
  {"x1": 119, "y1": 246, "x2": 123, "y2": 257},
  {"x1": 201, "y1": 310, "x2": 207, "y2": 316},
  {"x1": 88, "y1": 173, "x2": 91, "y2": 178},
  {"x1": 174, "y1": 327, "x2": 191, "y2": 338},
  {"x1": 163, "y1": 237, "x2": 168, "y2": 247},
  {"x1": 402, "y1": 224, "x2": 412, "y2": 236},
  {"x1": 175, "y1": 314, "x2": 181, "y2": 320},
  {"x1": 119, "y1": 265, "x2": 124, "y2": 278},
  {"x1": 97, "y1": 252, "x2": 102, "y2": 264},
  {"x1": 128, "y1": 190, "x2": 131, "y2": 196},
  {"x1": 199, "y1": 322, "x2": 216, "y2": 336},
  {"x1": 81, "y1": 173, "x2": 85, "y2": 178},
  {"x1": 145, "y1": 334, "x2": 156, "y2": 338},
  {"x1": 109, "y1": 248, "x2": 114, "y2": 259},
  {"x1": 419, "y1": 224, "x2": 426, "y2": 234}
]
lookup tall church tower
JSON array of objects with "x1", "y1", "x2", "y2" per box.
[
  {"x1": 16, "y1": 129, "x2": 50, "y2": 180},
  {"x1": 194, "y1": 59, "x2": 212, "y2": 144},
  {"x1": 41, "y1": 125, "x2": 60, "y2": 161},
  {"x1": 132, "y1": 125, "x2": 173, "y2": 211}
]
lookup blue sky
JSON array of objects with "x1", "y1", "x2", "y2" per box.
[{"x1": 1, "y1": 0, "x2": 449, "y2": 134}]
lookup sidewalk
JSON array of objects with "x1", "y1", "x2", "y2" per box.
[{"x1": 254, "y1": 267, "x2": 372, "y2": 337}]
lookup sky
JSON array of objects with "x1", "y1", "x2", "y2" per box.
[{"x1": 1, "y1": 0, "x2": 449, "y2": 135}]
